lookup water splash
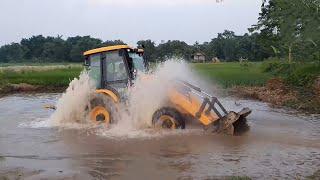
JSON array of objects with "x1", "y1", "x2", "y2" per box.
[
  {"x1": 126, "y1": 59, "x2": 199, "y2": 128},
  {"x1": 103, "y1": 59, "x2": 211, "y2": 137},
  {"x1": 49, "y1": 71, "x2": 95, "y2": 127},
  {"x1": 39, "y1": 59, "x2": 213, "y2": 137}
]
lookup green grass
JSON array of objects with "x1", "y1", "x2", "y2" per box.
[
  {"x1": 0, "y1": 62, "x2": 81, "y2": 67},
  {"x1": 0, "y1": 66, "x2": 83, "y2": 88},
  {"x1": 192, "y1": 62, "x2": 272, "y2": 88},
  {"x1": 0, "y1": 62, "x2": 271, "y2": 90}
]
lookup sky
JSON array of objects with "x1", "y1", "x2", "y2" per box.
[{"x1": 0, "y1": 0, "x2": 262, "y2": 46}]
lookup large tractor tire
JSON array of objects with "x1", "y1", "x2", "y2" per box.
[
  {"x1": 152, "y1": 107, "x2": 185, "y2": 129},
  {"x1": 89, "y1": 93, "x2": 118, "y2": 125}
]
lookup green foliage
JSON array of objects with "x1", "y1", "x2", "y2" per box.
[
  {"x1": 261, "y1": 60, "x2": 320, "y2": 88},
  {"x1": 193, "y1": 63, "x2": 271, "y2": 88},
  {"x1": 137, "y1": 40, "x2": 157, "y2": 62},
  {"x1": 156, "y1": 40, "x2": 194, "y2": 61},
  {"x1": 286, "y1": 64, "x2": 320, "y2": 88},
  {"x1": 261, "y1": 59, "x2": 296, "y2": 74},
  {"x1": 0, "y1": 66, "x2": 82, "y2": 87},
  {"x1": 251, "y1": 0, "x2": 320, "y2": 62},
  {"x1": 0, "y1": 35, "x2": 110, "y2": 63},
  {"x1": 239, "y1": 58, "x2": 252, "y2": 70},
  {"x1": 0, "y1": 62, "x2": 271, "y2": 89},
  {"x1": 137, "y1": 31, "x2": 269, "y2": 62},
  {"x1": 0, "y1": 43, "x2": 25, "y2": 63},
  {"x1": 0, "y1": 29, "x2": 272, "y2": 64},
  {"x1": 66, "y1": 36, "x2": 103, "y2": 62}
]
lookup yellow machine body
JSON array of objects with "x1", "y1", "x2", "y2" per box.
[{"x1": 168, "y1": 88, "x2": 219, "y2": 125}]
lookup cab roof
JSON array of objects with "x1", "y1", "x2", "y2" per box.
[{"x1": 83, "y1": 45, "x2": 131, "y2": 56}]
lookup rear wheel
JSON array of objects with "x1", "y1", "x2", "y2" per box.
[
  {"x1": 89, "y1": 94, "x2": 118, "y2": 125},
  {"x1": 152, "y1": 107, "x2": 185, "y2": 129}
]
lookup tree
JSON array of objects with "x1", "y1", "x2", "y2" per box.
[
  {"x1": 41, "y1": 36, "x2": 68, "y2": 62},
  {"x1": 210, "y1": 30, "x2": 238, "y2": 61},
  {"x1": 156, "y1": 40, "x2": 193, "y2": 61},
  {"x1": 137, "y1": 40, "x2": 157, "y2": 62},
  {"x1": 20, "y1": 35, "x2": 47, "y2": 59},
  {"x1": 103, "y1": 40, "x2": 126, "y2": 46},
  {"x1": 0, "y1": 43, "x2": 25, "y2": 63},
  {"x1": 67, "y1": 36, "x2": 102, "y2": 62},
  {"x1": 251, "y1": 0, "x2": 320, "y2": 62}
]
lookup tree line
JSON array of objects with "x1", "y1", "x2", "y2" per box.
[
  {"x1": 0, "y1": 36, "x2": 126, "y2": 63},
  {"x1": 0, "y1": 0, "x2": 318, "y2": 63},
  {"x1": 0, "y1": 31, "x2": 270, "y2": 63}
]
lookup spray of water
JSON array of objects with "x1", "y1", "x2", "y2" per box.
[
  {"x1": 47, "y1": 59, "x2": 214, "y2": 137},
  {"x1": 49, "y1": 71, "x2": 95, "y2": 127},
  {"x1": 98, "y1": 59, "x2": 213, "y2": 138},
  {"x1": 127, "y1": 59, "x2": 200, "y2": 127}
]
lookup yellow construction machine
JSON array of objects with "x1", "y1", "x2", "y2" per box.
[{"x1": 83, "y1": 45, "x2": 251, "y2": 135}]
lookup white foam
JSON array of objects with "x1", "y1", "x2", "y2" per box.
[
  {"x1": 49, "y1": 71, "x2": 96, "y2": 126},
  {"x1": 96, "y1": 127, "x2": 203, "y2": 139},
  {"x1": 19, "y1": 118, "x2": 52, "y2": 128}
]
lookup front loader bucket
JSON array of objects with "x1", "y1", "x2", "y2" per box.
[
  {"x1": 214, "y1": 108, "x2": 251, "y2": 135},
  {"x1": 172, "y1": 80, "x2": 252, "y2": 136}
]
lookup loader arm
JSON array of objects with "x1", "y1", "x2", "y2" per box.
[{"x1": 168, "y1": 80, "x2": 251, "y2": 135}]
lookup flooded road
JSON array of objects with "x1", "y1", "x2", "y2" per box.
[{"x1": 0, "y1": 93, "x2": 319, "y2": 179}]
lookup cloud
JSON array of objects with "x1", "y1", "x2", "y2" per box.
[{"x1": 89, "y1": 0, "x2": 223, "y2": 7}]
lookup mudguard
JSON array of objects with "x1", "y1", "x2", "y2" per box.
[{"x1": 95, "y1": 89, "x2": 119, "y2": 103}]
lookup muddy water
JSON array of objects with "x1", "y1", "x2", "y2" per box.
[{"x1": 0, "y1": 93, "x2": 319, "y2": 179}]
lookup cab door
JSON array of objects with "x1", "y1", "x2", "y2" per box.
[{"x1": 102, "y1": 50, "x2": 130, "y2": 98}]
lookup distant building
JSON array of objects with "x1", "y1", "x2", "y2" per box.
[{"x1": 192, "y1": 52, "x2": 206, "y2": 63}]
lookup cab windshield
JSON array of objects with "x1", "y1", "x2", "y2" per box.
[{"x1": 128, "y1": 52, "x2": 146, "y2": 72}]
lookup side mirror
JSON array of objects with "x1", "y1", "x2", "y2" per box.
[{"x1": 84, "y1": 57, "x2": 90, "y2": 66}]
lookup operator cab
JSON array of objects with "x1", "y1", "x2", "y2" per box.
[{"x1": 83, "y1": 45, "x2": 147, "y2": 98}]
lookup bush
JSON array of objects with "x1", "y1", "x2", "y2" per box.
[
  {"x1": 286, "y1": 64, "x2": 320, "y2": 88},
  {"x1": 261, "y1": 59, "x2": 320, "y2": 89},
  {"x1": 261, "y1": 58, "x2": 296, "y2": 74}
]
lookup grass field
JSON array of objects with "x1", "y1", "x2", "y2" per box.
[
  {"x1": 193, "y1": 63, "x2": 272, "y2": 88},
  {"x1": 1, "y1": 61, "x2": 318, "y2": 112},
  {"x1": 0, "y1": 62, "x2": 271, "y2": 90},
  {"x1": 0, "y1": 65, "x2": 83, "y2": 88},
  {"x1": 0, "y1": 62, "x2": 81, "y2": 67}
]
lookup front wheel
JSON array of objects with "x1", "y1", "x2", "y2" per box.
[
  {"x1": 89, "y1": 94, "x2": 118, "y2": 125},
  {"x1": 152, "y1": 107, "x2": 185, "y2": 129}
]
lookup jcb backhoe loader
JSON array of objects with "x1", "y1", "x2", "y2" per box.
[{"x1": 83, "y1": 45, "x2": 251, "y2": 135}]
